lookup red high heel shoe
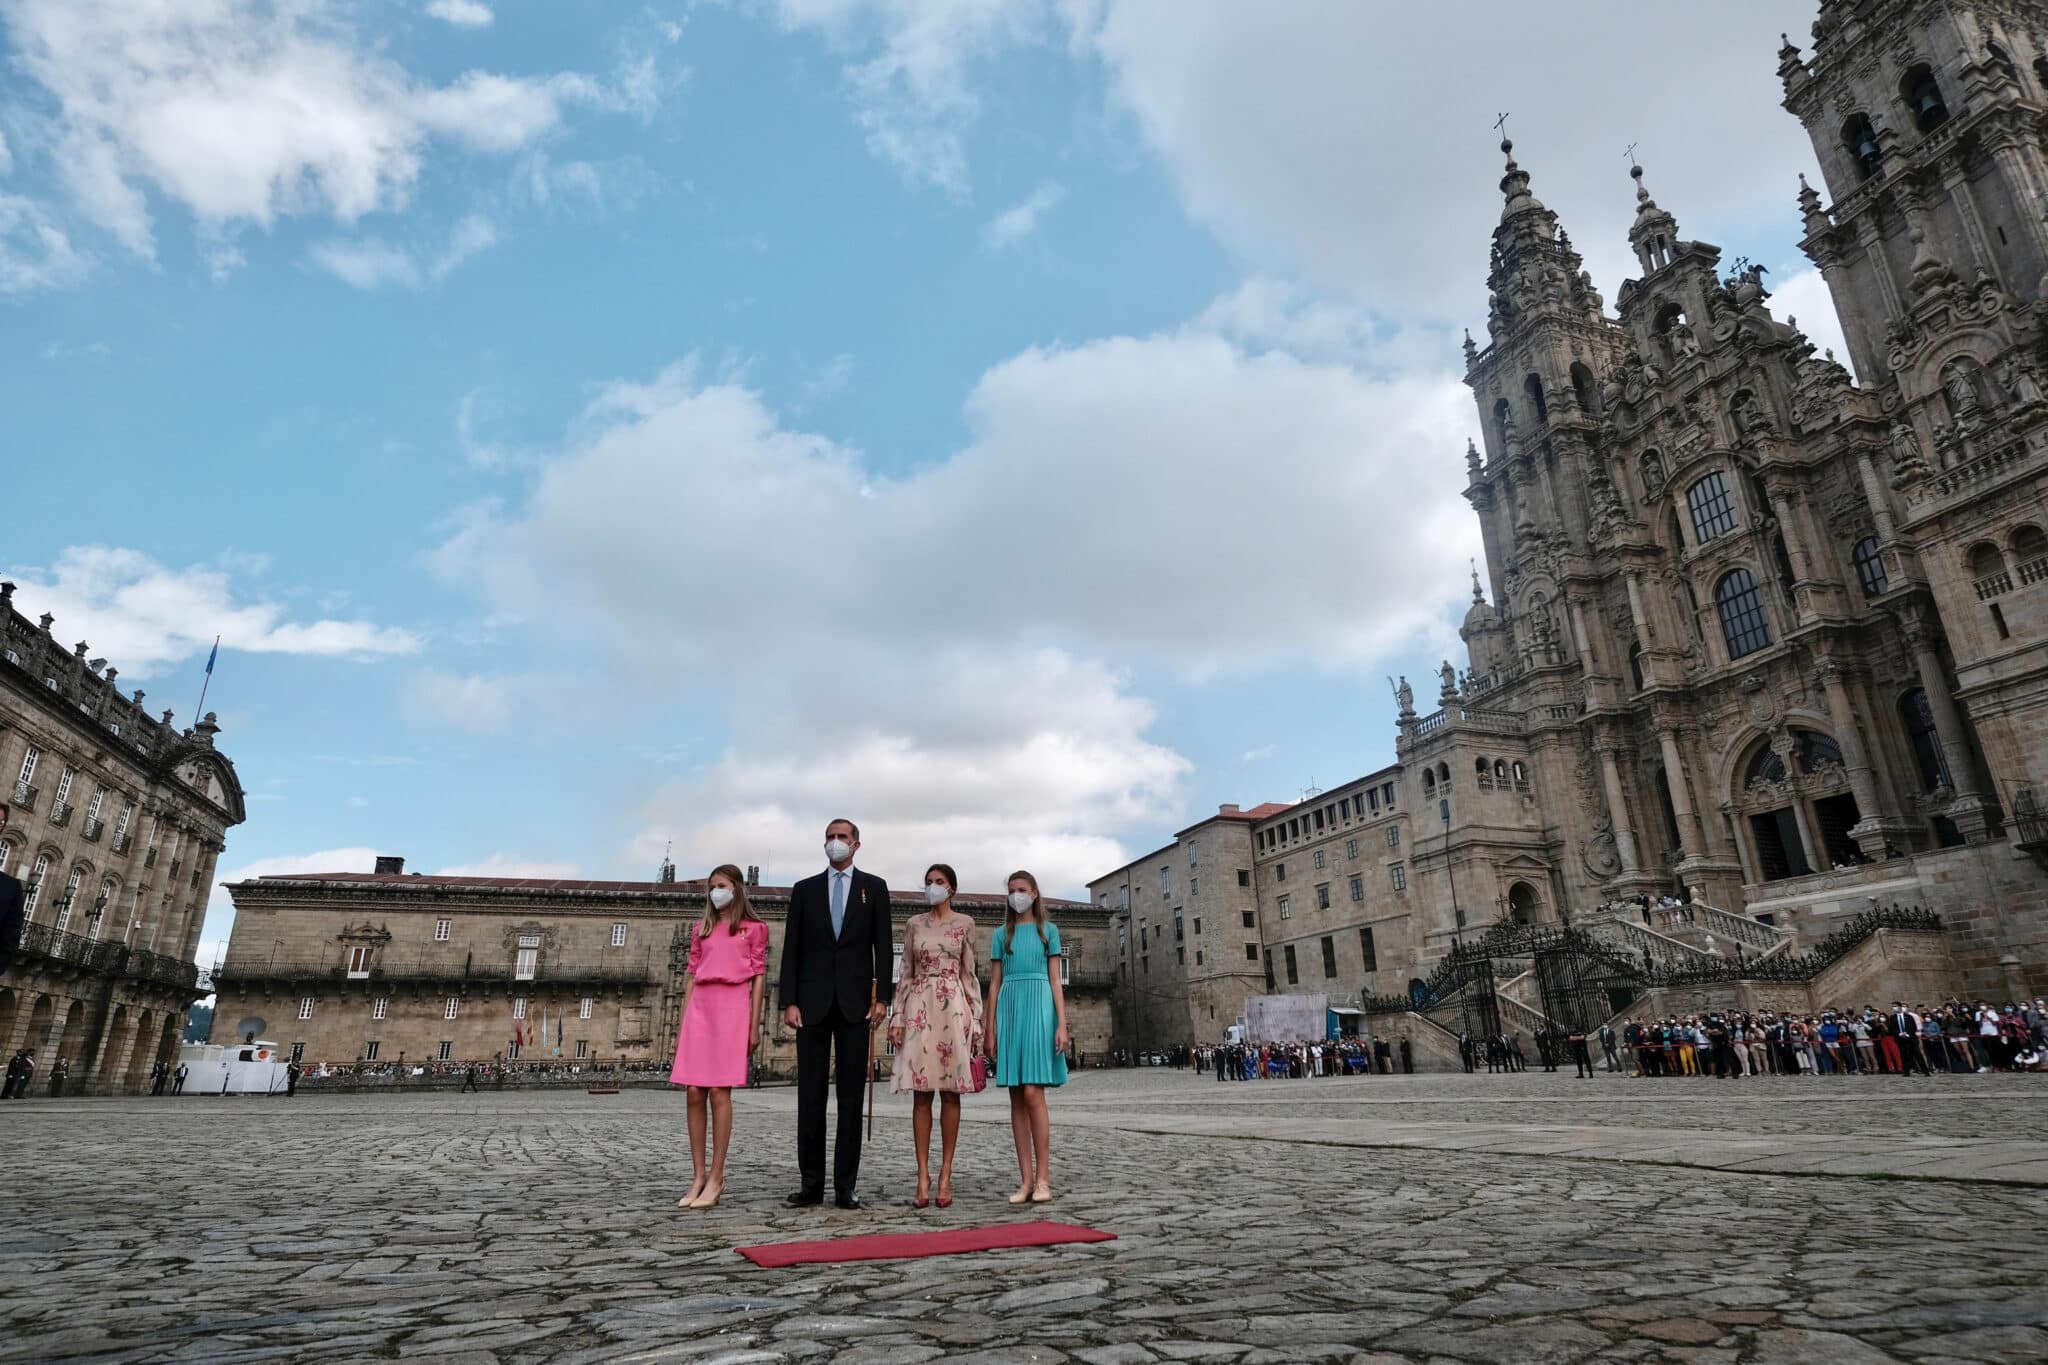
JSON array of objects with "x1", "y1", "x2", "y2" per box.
[{"x1": 936, "y1": 1177, "x2": 953, "y2": 1209}]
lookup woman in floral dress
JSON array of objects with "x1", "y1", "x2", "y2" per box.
[{"x1": 887, "y1": 863, "x2": 984, "y2": 1208}]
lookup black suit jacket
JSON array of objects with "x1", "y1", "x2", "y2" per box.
[
  {"x1": 0, "y1": 871, "x2": 24, "y2": 970},
  {"x1": 777, "y1": 868, "x2": 893, "y2": 1024}
]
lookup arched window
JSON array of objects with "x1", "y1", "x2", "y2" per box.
[
  {"x1": 1970, "y1": 541, "x2": 2009, "y2": 594},
  {"x1": 1511, "y1": 760, "x2": 1527, "y2": 786},
  {"x1": 1437, "y1": 762, "x2": 1451, "y2": 786},
  {"x1": 2011, "y1": 524, "x2": 2047, "y2": 567},
  {"x1": 1687, "y1": 471, "x2": 1738, "y2": 542},
  {"x1": 1796, "y1": 732, "x2": 1845, "y2": 774},
  {"x1": 1901, "y1": 64, "x2": 1948, "y2": 131},
  {"x1": 1475, "y1": 758, "x2": 1491, "y2": 779},
  {"x1": 1423, "y1": 769, "x2": 1436, "y2": 793},
  {"x1": 1900, "y1": 689, "x2": 1949, "y2": 791},
  {"x1": 1524, "y1": 373, "x2": 1548, "y2": 423},
  {"x1": 1842, "y1": 113, "x2": 1881, "y2": 178},
  {"x1": 1628, "y1": 640, "x2": 1645, "y2": 691},
  {"x1": 1852, "y1": 536, "x2": 1888, "y2": 598},
  {"x1": 1507, "y1": 881, "x2": 1537, "y2": 925},
  {"x1": 1494, "y1": 760, "x2": 1508, "y2": 783},
  {"x1": 1745, "y1": 743, "x2": 1787, "y2": 787},
  {"x1": 1569, "y1": 362, "x2": 1597, "y2": 415},
  {"x1": 1715, "y1": 568, "x2": 1772, "y2": 658}
]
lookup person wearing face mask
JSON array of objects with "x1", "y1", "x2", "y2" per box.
[
  {"x1": 669, "y1": 865, "x2": 769, "y2": 1210},
  {"x1": 886, "y1": 863, "x2": 985, "y2": 1209},
  {"x1": 778, "y1": 819, "x2": 893, "y2": 1209},
  {"x1": 985, "y1": 870, "x2": 1069, "y2": 1205}
]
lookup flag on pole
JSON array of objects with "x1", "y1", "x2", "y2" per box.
[{"x1": 205, "y1": 637, "x2": 219, "y2": 675}]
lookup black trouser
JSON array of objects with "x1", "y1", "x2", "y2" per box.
[
  {"x1": 1602, "y1": 1041, "x2": 1620, "y2": 1071},
  {"x1": 796, "y1": 1003, "x2": 870, "y2": 1197},
  {"x1": 172, "y1": 1078, "x2": 185, "y2": 1094},
  {"x1": 151, "y1": 1075, "x2": 165, "y2": 1095},
  {"x1": 1899, "y1": 1034, "x2": 1930, "y2": 1075},
  {"x1": 1572, "y1": 1041, "x2": 1593, "y2": 1077}
]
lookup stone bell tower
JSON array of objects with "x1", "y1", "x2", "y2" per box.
[{"x1": 1782, "y1": 0, "x2": 2048, "y2": 865}]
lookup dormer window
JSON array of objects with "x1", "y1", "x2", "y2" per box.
[{"x1": 1902, "y1": 65, "x2": 1948, "y2": 132}]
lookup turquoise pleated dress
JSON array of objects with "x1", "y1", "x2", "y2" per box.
[{"x1": 990, "y1": 921, "x2": 1069, "y2": 1088}]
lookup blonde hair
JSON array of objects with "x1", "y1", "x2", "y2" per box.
[
  {"x1": 699, "y1": 864, "x2": 760, "y2": 936},
  {"x1": 1001, "y1": 869, "x2": 1051, "y2": 954}
]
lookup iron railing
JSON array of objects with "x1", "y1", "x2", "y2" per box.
[{"x1": 11, "y1": 921, "x2": 201, "y2": 990}]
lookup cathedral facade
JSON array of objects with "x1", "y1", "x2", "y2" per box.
[{"x1": 1098, "y1": 0, "x2": 2048, "y2": 1049}]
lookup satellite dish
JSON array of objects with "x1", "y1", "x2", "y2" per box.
[{"x1": 236, "y1": 1015, "x2": 266, "y2": 1041}]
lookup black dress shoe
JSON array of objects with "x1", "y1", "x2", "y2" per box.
[
  {"x1": 786, "y1": 1189, "x2": 824, "y2": 1207},
  {"x1": 833, "y1": 1192, "x2": 862, "y2": 1210}
]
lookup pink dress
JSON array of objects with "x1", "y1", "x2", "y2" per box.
[
  {"x1": 888, "y1": 911, "x2": 984, "y2": 1094},
  {"x1": 670, "y1": 920, "x2": 768, "y2": 1087}
]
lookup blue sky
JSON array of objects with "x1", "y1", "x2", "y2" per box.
[{"x1": 0, "y1": 1, "x2": 1847, "y2": 965}]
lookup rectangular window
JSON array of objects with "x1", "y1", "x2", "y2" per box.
[
  {"x1": 1383, "y1": 783, "x2": 1394, "y2": 806},
  {"x1": 1264, "y1": 950, "x2": 1275, "y2": 991},
  {"x1": 1160, "y1": 866, "x2": 1170, "y2": 897},
  {"x1": 1387, "y1": 827, "x2": 1400, "y2": 848},
  {"x1": 1339, "y1": 798, "x2": 1350, "y2": 819},
  {"x1": 1188, "y1": 841, "x2": 1197, "y2": 865},
  {"x1": 580, "y1": 997, "x2": 594, "y2": 1019},
  {"x1": 113, "y1": 803, "x2": 133, "y2": 839},
  {"x1": 610, "y1": 923, "x2": 628, "y2": 947},
  {"x1": 1192, "y1": 917, "x2": 1201, "y2": 936},
  {"x1": 1276, "y1": 862, "x2": 1286, "y2": 882},
  {"x1": 54, "y1": 765, "x2": 75, "y2": 809},
  {"x1": 1359, "y1": 927, "x2": 1378, "y2": 972},
  {"x1": 507, "y1": 1043, "x2": 522, "y2": 1060},
  {"x1": 1246, "y1": 943, "x2": 1258, "y2": 961},
  {"x1": 1140, "y1": 926, "x2": 1148, "y2": 949},
  {"x1": 892, "y1": 943, "x2": 904, "y2": 983},
  {"x1": 1321, "y1": 936, "x2": 1337, "y2": 978},
  {"x1": 1278, "y1": 896, "x2": 1291, "y2": 919},
  {"x1": 1315, "y1": 884, "x2": 1330, "y2": 910},
  {"x1": 514, "y1": 948, "x2": 537, "y2": 980},
  {"x1": 1173, "y1": 910, "x2": 1183, "y2": 941},
  {"x1": 575, "y1": 1040, "x2": 588, "y2": 1059},
  {"x1": 438, "y1": 1041, "x2": 453, "y2": 1061},
  {"x1": 1177, "y1": 946, "x2": 1185, "y2": 965},
  {"x1": 1312, "y1": 850, "x2": 1326, "y2": 870},
  {"x1": 444, "y1": 997, "x2": 459, "y2": 1020},
  {"x1": 372, "y1": 997, "x2": 388, "y2": 1020},
  {"x1": 1284, "y1": 945, "x2": 1299, "y2": 985},
  {"x1": 1390, "y1": 864, "x2": 1407, "y2": 891},
  {"x1": 434, "y1": 918, "x2": 451, "y2": 942},
  {"x1": 1313, "y1": 810, "x2": 1324, "y2": 831},
  {"x1": 85, "y1": 787, "x2": 105, "y2": 823},
  {"x1": 16, "y1": 744, "x2": 40, "y2": 788},
  {"x1": 1288, "y1": 818, "x2": 1299, "y2": 840},
  {"x1": 1141, "y1": 955, "x2": 1149, "y2": 974},
  {"x1": 23, "y1": 854, "x2": 50, "y2": 920},
  {"x1": 1237, "y1": 869, "x2": 1250, "y2": 887},
  {"x1": 297, "y1": 996, "x2": 315, "y2": 1020},
  {"x1": 1189, "y1": 877, "x2": 1197, "y2": 896},
  {"x1": 364, "y1": 1040, "x2": 380, "y2": 1060},
  {"x1": 53, "y1": 868, "x2": 82, "y2": 933},
  {"x1": 513, "y1": 997, "x2": 527, "y2": 1019},
  {"x1": 1195, "y1": 950, "x2": 1204, "y2": 966},
  {"x1": 290, "y1": 1042, "x2": 305, "y2": 1063},
  {"x1": 346, "y1": 946, "x2": 372, "y2": 978},
  {"x1": 1349, "y1": 875, "x2": 1364, "y2": 902},
  {"x1": 1367, "y1": 788, "x2": 1379, "y2": 813},
  {"x1": 1241, "y1": 910, "x2": 1255, "y2": 928}
]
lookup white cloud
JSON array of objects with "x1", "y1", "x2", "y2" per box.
[
  {"x1": 3, "y1": 547, "x2": 422, "y2": 680},
  {"x1": 435, "y1": 855, "x2": 583, "y2": 879},
  {"x1": 0, "y1": 193, "x2": 89, "y2": 293},
  {"x1": 432, "y1": 299, "x2": 1478, "y2": 893},
  {"x1": 984, "y1": 180, "x2": 1062, "y2": 249},
  {"x1": 406, "y1": 670, "x2": 515, "y2": 730},
  {"x1": 309, "y1": 212, "x2": 497, "y2": 290},
  {"x1": 0, "y1": 128, "x2": 12, "y2": 175},
  {"x1": 425, "y1": 0, "x2": 494, "y2": 29},
  {"x1": 1766, "y1": 265, "x2": 1856, "y2": 382},
  {"x1": 769, "y1": 0, "x2": 1044, "y2": 194},
  {"x1": 0, "y1": 1, "x2": 644, "y2": 259},
  {"x1": 38, "y1": 339, "x2": 111, "y2": 361}
]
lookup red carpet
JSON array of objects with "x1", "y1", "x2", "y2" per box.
[{"x1": 736, "y1": 1220, "x2": 1115, "y2": 1268}]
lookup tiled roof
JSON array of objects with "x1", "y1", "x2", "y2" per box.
[{"x1": 242, "y1": 870, "x2": 1086, "y2": 908}]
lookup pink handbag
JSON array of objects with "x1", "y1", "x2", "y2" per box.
[{"x1": 969, "y1": 1053, "x2": 989, "y2": 1093}]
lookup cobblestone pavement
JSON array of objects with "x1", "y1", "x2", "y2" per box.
[{"x1": 4, "y1": 1070, "x2": 2046, "y2": 1364}]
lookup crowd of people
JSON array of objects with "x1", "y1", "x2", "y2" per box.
[
  {"x1": 1196, "y1": 1036, "x2": 1415, "y2": 1080},
  {"x1": 1615, "y1": 1000, "x2": 2048, "y2": 1077}
]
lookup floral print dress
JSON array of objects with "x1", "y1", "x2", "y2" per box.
[{"x1": 888, "y1": 911, "x2": 984, "y2": 1094}]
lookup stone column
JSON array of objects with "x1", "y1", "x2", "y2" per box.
[
  {"x1": 1901, "y1": 612, "x2": 1991, "y2": 836},
  {"x1": 1853, "y1": 450, "x2": 1897, "y2": 543},
  {"x1": 1816, "y1": 660, "x2": 1893, "y2": 858},
  {"x1": 1656, "y1": 728, "x2": 1703, "y2": 858},
  {"x1": 1597, "y1": 746, "x2": 1640, "y2": 872}
]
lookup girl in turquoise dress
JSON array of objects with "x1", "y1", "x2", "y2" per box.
[{"x1": 985, "y1": 870, "x2": 1069, "y2": 1204}]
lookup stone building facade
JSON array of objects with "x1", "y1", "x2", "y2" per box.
[
  {"x1": 1093, "y1": 0, "x2": 2048, "y2": 1040},
  {"x1": 0, "y1": 582, "x2": 244, "y2": 1094},
  {"x1": 210, "y1": 860, "x2": 1117, "y2": 1073}
]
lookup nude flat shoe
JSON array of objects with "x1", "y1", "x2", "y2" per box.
[
  {"x1": 688, "y1": 1181, "x2": 724, "y2": 1209},
  {"x1": 1007, "y1": 1187, "x2": 1032, "y2": 1205}
]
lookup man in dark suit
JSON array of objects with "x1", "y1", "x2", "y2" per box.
[
  {"x1": 0, "y1": 805, "x2": 26, "y2": 978},
  {"x1": 1890, "y1": 1003, "x2": 1928, "y2": 1075},
  {"x1": 778, "y1": 818, "x2": 892, "y2": 1209}
]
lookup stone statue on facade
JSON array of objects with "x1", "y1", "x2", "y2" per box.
[
  {"x1": 2001, "y1": 353, "x2": 2045, "y2": 407},
  {"x1": 1438, "y1": 660, "x2": 1458, "y2": 699},
  {"x1": 1942, "y1": 360, "x2": 1983, "y2": 424},
  {"x1": 1391, "y1": 675, "x2": 1415, "y2": 717}
]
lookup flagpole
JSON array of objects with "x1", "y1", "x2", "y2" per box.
[{"x1": 193, "y1": 635, "x2": 220, "y2": 721}]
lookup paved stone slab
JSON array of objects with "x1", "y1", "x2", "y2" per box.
[{"x1": 1, "y1": 1070, "x2": 2044, "y2": 1363}]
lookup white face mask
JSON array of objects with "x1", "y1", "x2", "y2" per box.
[
  {"x1": 708, "y1": 886, "x2": 734, "y2": 912},
  {"x1": 924, "y1": 882, "x2": 950, "y2": 906},
  {"x1": 1007, "y1": 890, "x2": 1035, "y2": 915},
  {"x1": 825, "y1": 838, "x2": 853, "y2": 864}
]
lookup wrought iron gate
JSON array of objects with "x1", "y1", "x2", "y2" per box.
[{"x1": 1530, "y1": 928, "x2": 1642, "y2": 1034}]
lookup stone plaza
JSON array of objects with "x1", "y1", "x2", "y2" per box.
[{"x1": 5, "y1": 1068, "x2": 2046, "y2": 1364}]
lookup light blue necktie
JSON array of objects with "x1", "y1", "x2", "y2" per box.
[{"x1": 830, "y1": 871, "x2": 847, "y2": 938}]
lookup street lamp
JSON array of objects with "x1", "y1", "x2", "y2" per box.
[{"x1": 1441, "y1": 797, "x2": 1464, "y2": 931}]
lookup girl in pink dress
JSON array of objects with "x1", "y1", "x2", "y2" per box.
[
  {"x1": 886, "y1": 863, "x2": 984, "y2": 1209},
  {"x1": 670, "y1": 864, "x2": 769, "y2": 1209}
]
